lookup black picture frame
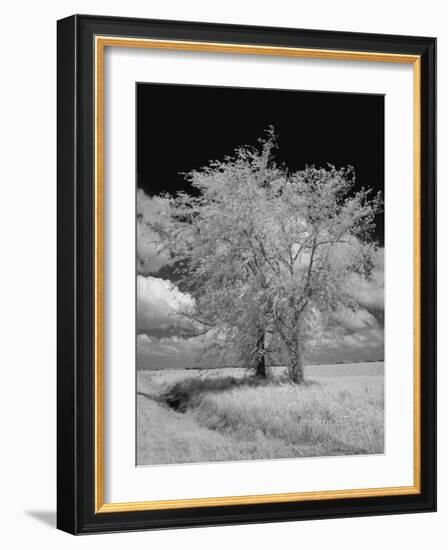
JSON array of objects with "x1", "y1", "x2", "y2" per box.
[{"x1": 57, "y1": 14, "x2": 436, "y2": 535}]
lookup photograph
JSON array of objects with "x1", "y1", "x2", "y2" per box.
[
  {"x1": 53, "y1": 12, "x2": 436, "y2": 536},
  {"x1": 136, "y1": 83, "x2": 385, "y2": 466}
]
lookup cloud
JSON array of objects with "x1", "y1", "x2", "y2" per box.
[
  {"x1": 136, "y1": 230, "x2": 385, "y2": 366},
  {"x1": 136, "y1": 331, "x2": 218, "y2": 370},
  {"x1": 349, "y1": 248, "x2": 384, "y2": 311},
  {"x1": 136, "y1": 189, "x2": 171, "y2": 274},
  {"x1": 137, "y1": 275, "x2": 194, "y2": 330},
  {"x1": 136, "y1": 282, "x2": 385, "y2": 367},
  {"x1": 138, "y1": 332, "x2": 211, "y2": 357},
  {"x1": 336, "y1": 306, "x2": 378, "y2": 332},
  {"x1": 138, "y1": 333, "x2": 153, "y2": 345},
  {"x1": 308, "y1": 314, "x2": 384, "y2": 363},
  {"x1": 308, "y1": 265, "x2": 384, "y2": 362}
]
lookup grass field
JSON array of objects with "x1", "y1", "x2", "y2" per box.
[{"x1": 137, "y1": 363, "x2": 384, "y2": 466}]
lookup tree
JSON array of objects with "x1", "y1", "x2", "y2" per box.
[
  {"x1": 258, "y1": 164, "x2": 382, "y2": 383},
  {"x1": 147, "y1": 129, "x2": 382, "y2": 383}
]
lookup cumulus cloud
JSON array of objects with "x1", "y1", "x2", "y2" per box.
[
  {"x1": 336, "y1": 306, "x2": 378, "y2": 332},
  {"x1": 308, "y1": 306, "x2": 384, "y2": 363},
  {"x1": 138, "y1": 333, "x2": 153, "y2": 345},
  {"x1": 138, "y1": 332, "x2": 211, "y2": 357},
  {"x1": 137, "y1": 275, "x2": 194, "y2": 331},
  {"x1": 136, "y1": 331, "x2": 218, "y2": 370},
  {"x1": 137, "y1": 189, "x2": 171, "y2": 274},
  {"x1": 349, "y1": 248, "x2": 384, "y2": 311},
  {"x1": 308, "y1": 253, "x2": 385, "y2": 362},
  {"x1": 136, "y1": 239, "x2": 385, "y2": 366}
]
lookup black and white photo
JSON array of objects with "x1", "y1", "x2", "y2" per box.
[
  {"x1": 136, "y1": 83, "x2": 385, "y2": 465},
  {"x1": 56, "y1": 15, "x2": 436, "y2": 534}
]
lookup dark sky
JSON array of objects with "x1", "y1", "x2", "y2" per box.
[{"x1": 137, "y1": 83, "x2": 384, "y2": 244}]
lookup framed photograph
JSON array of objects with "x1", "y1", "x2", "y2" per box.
[{"x1": 57, "y1": 14, "x2": 436, "y2": 534}]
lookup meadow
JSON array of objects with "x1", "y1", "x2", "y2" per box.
[{"x1": 137, "y1": 363, "x2": 384, "y2": 466}]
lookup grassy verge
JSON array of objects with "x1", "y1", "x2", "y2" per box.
[{"x1": 137, "y1": 369, "x2": 384, "y2": 465}]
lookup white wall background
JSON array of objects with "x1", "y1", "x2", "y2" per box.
[{"x1": 0, "y1": 1, "x2": 444, "y2": 547}]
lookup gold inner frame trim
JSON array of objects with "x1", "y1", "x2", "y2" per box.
[{"x1": 94, "y1": 35, "x2": 422, "y2": 513}]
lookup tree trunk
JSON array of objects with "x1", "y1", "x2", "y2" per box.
[
  {"x1": 255, "y1": 332, "x2": 267, "y2": 378},
  {"x1": 288, "y1": 337, "x2": 305, "y2": 384}
]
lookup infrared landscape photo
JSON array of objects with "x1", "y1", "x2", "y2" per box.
[{"x1": 136, "y1": 83, "x2": 385, "y2": 466}]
